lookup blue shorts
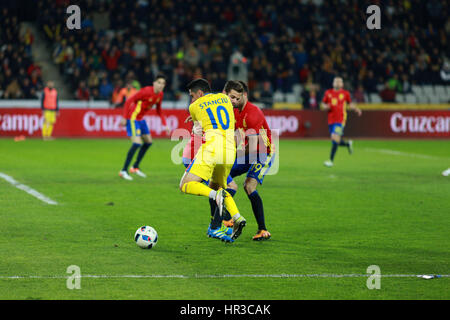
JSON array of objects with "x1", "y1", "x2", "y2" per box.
[
  {"x1": 182, "y1": 157, "x2": 192, "y2": 168},
  {"x1": 229, "y1": 152, "x2": 275, "y2": 185},
  {"x1": 328, "y1": 123, "x2": 344, "y2": 136},
  {"x1": 126, "y1": 119, "x2": 150, "y2": 137},
  {"x1": 183, "y1": 157, "x2": 233, "y2": 185}
]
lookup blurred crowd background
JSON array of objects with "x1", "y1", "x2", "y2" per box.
[{"x1": 1, "y1": 0, "x2": 449, "y2": 107}]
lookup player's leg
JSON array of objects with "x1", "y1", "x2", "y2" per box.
[
  {"x1": 179, "y1": 154, "x2": 220, "y2": 202},
  {"x1": 42, "y1": 114, "x2": 49, "y2": 139},
  {"x1": 210, "y1": 163, "x2": 246, "y2": 240},
  {"x1": 208, "y1": 177, "x2": 236, "y2": 233},
  {"x1": 324, "y1": 124, "x2": 342, "y2": 167},
  {"x1": 130, "y1": 128, "x2": 153, "y2": 177},
  {"x1": 330, "y1": 133, "x2": 340, "y2": 160},
  {"x1": 223, "y1": 178, "x2": 237, "y2": 226},
  {"x1": 245, "y1": 153, "x2": 274, "y2": 240},
  {"x1": 442, "y1": 168, "x2": 450, "y2": 177},
  {"x1": 208, "y1": 167, "x2": 238, "y2": 226},
  {"x1": 119, "y1": 120, "x2": 142, "y2": 180},
  {"x1": 42, "y1": 111, "x2": 54, "y2": 140},
  {"x1": 46, "y1": 111, "x2": 56, "y2": 138},
  {"x1": 339, "y1": 129, "x2": 353, "y2": 154},
  {"x1": 207, "y1": 174, "x2": 235, "y2": 238},
  {"x1": 181, "y1": 169, "x2": 233, "y2": 242},
  {"x1": 244, "y1": 177, "x2": 271, "y2": 241}
]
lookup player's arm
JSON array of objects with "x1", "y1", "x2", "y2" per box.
[
  {"x1": 246, "y1": 134, "x2": 259, "y2": 157},
  {"x1": 188, "y1": 103, "x2": 201, "y2": 134},
  {"x1": 348, "y1": 102, "x2": 362, "y2": 116},
  {"x1": 121, "y1": 97, "x2": 131, "y2": 126},
  {"x1": 321, "y1": 90, "x2": 330, "y2": 111},
  {"x1": 346, "y1": 92, "x2": 362, "y2": 116},
  {"x1": 192, "y1": 121, "x2": 203, "y2": 136},
  {"x1": 321, "y1": 102, "x2": 330, "y2": 111},
  {"x1": 123, "y1": 88, "x2": 146, "y2": 113},
  {"x1": 155, "y1": 99, "x2": 170, "y2": 135},
  {"x1": 40, "y1": 91, "x2": 45, "y2": 111},
  {"x1": 56, "y1": 91, "x2": 60, "y2": 116},
  {"x1": 245, "y1": 116, "x2": 264, "y2": 157}
]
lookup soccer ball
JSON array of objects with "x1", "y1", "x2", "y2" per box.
[{"x1": 134, "y1": 226, "x2": 158, "y2": 249}]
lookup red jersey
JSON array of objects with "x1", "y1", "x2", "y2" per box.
[
  {"x1": 322, "y1": 89, "x2": 351, "y2": 125},
  {"x1": 123, "y1": 86, "x2": 166, "y2": 125},
  {"x1": 182, "y1": 132, "x2": 205, "y2": 160},
  {"x1": 234, "y1": 101, "x2": 273, "y2": 154}
]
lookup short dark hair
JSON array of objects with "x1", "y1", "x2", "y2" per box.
[
  {"x1": 186, "y1": 78, "x2": 211, "y2": 93},
  {"x1": 154, "y1": 74, "x2": 167, "y2": 82},
  {"x1": 237, "y1": 81, "x2": 249, "y2": 94},
  {"x1": 223, "y1": 80, "x2": 244, "y2": 94}
]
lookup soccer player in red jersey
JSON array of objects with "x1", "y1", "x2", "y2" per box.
[
  {"x1": 119, "y1": 74, "x2": 170, "y2": 180},
  {"x1": 219, "y1": 80, "x2": 274, "y2": 241},
  {"x1": 181, "y1": 115, "x2": 204, "y2": 168},
  {"x1": 321, "y1": 77, "x2": 362, "y2": 167}
]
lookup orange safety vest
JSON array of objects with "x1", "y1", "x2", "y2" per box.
[
  {"x1": 43, "y1": 87, "x2": 58, "y2": 110},
  {"x1": 118, "y1": 87, "x2": 137, "y2": 102}
]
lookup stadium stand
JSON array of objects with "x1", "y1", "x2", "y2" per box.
[
  {"x1": 1, "y1": 0, "x2": 449, "y2": 106},
  {"x1": 0, "y1": 6, "x2": 44, "y2": 99}
]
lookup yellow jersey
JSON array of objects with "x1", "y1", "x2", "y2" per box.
[{"x1": 189, "y1": 93, "x2": 235, "y2": 150}]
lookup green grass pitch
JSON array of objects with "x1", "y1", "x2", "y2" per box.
[{"x1": 0, "y1": 137, "x2": 449, "y2": 299}]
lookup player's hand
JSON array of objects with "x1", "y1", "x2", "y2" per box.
[
  {"x1": 164, "y1": 126, "x2": 171, "y2": 135},
  {"x1": 184, "y1": 115, "x2": 193, "y2": 123},
  {"x1": 192, "y1": 121, "x2": 203, "y2": 136},
  {"x1": 120, "y1": 118, "x2": 126, "y2": 126},
  {"x1": 356, "y1": 108, "x2": 362, "y2": 117}
]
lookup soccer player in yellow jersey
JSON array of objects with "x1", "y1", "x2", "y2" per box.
[{"x1": 179, "y1": 79, "x2": 246, "y2": 242}]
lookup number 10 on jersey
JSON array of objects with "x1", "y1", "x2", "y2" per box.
[{"x1": 206, "y1": 106, "x2": 230, "y2": 130}]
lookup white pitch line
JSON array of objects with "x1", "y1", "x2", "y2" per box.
[
  {"x1": 0, "y1": 172, "x2": 58, "y2": 205},
  {"x1": 363, "y1": 148, "x2": 443, "y2": 160},
  {"x1": 0, "y1": 274, "x2": 448, "y2": 280}
]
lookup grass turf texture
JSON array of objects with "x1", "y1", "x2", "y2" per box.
[{"x1": 0, "y1": 138, "x2": 449, "y2": 299}]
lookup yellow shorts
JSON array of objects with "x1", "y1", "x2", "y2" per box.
[
  {"x1": 44, "y1": 110, "x2": 57, "y2": 124},
  {"x1": 186, "y1": 138, "x2": 236, "y2": 188}
]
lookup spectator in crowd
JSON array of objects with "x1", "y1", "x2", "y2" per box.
[
  {"x1": 133, "y1": 37, "x2": 148, "y2": 59},
  {"x1": 21, "y1": 78, "x2": 37, "y2": 99},
  {"x1": 111, "y1": 79, "x2": 124, "y2": 108},
  {"x1": 301, "y1": 89, "x2": 311, "y2": 109},
  {"x1": 87, "y1": 70, "x2": 100, "y2": 90},
  {"x1": 9, "y1": 0, "x2": 445, "y2": 104},
  {"x1": 379, "y1": 82, "x2": 397, "y2": 102},
  {"x1": 400, "y1": 74, "x2": 412, "y2": 93},
  {"x1": 353, "y1": 85, "x2": 366, "y2": 103},
  {"x1": 0, "y1": 7, "x2": 43, "y2": 99},
  {"x1": 102, "y1": 45, "x2": 121, "y2": 74},
  {"x1": 4, "y1": 79, "x2": 22, "y2": 99},
  {"x1": 76, "y1": 81, "x2": 90, "y2": 101},
  {"x1": 440, "y1": 61, "x2": 450, "y2": 82},
  {"x1": 302, "y1": 86, "x2": 319, "y2": 110},
  {"x1": 113, "y1": 79, "x2": 138, "y2": 108},
  {"x1": 99, "y1": 78, "x2": 114, "y2": 100},
  {"x1": 299, "y1": 63, "x2": 310, "y2": 84},
  {"x1": 308, "y1": 89, "x2": 319, "y2": 110},
  {"x1": 387, "y1": 74, "x2": 402, "y2": 93},
  {"x1": 258, "y1": 81, "x2": 274, "y2": 106}
]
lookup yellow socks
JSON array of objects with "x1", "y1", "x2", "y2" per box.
[
  {"x1": 181, "y1": 181, "x2": 214, "y2": 197},
  {"x1": 223, "y1": 190, "x2": 240, "y2": 219},
  {"x1": 181, "y1": 182, "x2": 241, "y2": 220}
]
